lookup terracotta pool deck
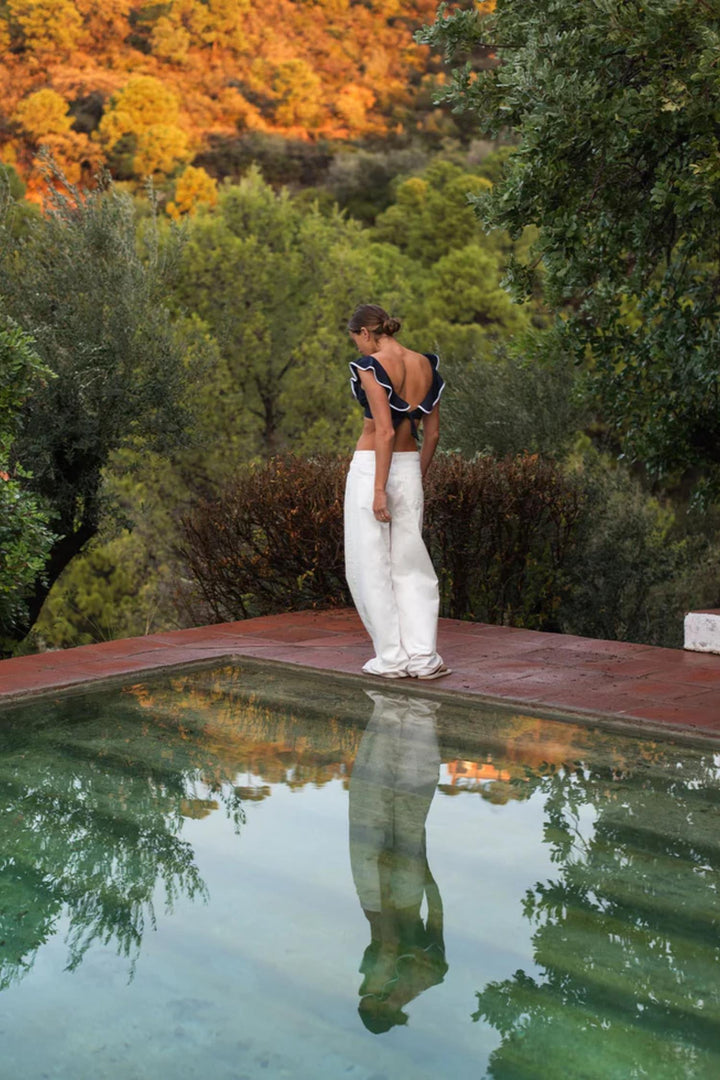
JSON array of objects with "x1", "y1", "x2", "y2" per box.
[{"x1": 1, "y1": 609, "x2": 719, "y2": 740}]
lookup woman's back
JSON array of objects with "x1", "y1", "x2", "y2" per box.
[{"x1": 370, "y1": 344, "x2": 433, "y2": 409}]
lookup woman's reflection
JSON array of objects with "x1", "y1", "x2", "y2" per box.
[{"x1": 349, "y1": 689, "x2": 448, "y2": 1034}]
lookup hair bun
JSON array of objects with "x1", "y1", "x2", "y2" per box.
[{"x1": 383, "y1": 317, "x2": 401, "y2": 336}]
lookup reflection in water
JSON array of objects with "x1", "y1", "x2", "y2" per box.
[
  {"x1": 0, "y1": 697, "x2": 212, "y2": 990},
  {"x1": 2, "y1": 662, "x2": 720, "y2": 1078},
  {"x1": 473, "y1": 739, "x2": 720, "y2": 1078},
  {"x1": 0, "y1": 666, "x2": 385, "y2": 993},
  {"x1": 349, "y1": 690, "x2": 448, "y2": 1033}
]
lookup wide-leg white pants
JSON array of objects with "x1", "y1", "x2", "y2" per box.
[
  {"x1": 344, "y1": 450, "x2": 443, "y2": 677},
  {"x1": 349, "y1": 690, "x2": 441, "y2": 914}
]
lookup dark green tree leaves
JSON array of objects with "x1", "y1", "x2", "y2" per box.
[
  {"x1": 421, "y1": 0, "x2": 720, "y2": 490},
  {"x1": 0, "y1": 169, "x2": 207, "y2": 641}
]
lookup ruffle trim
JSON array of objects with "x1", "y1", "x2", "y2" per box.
[{"x1": 348, "y1": 354, "x2": 444, "y2": 415}]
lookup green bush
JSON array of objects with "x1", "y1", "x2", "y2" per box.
[
  {"x1": 0, "y1": 317, "x2": 55, "y2": 653},
  {"x1": 0, "y1": 468, "x2": 55, "y2": 651},
  {"x1": 557, "y1": 457, "x2": 699, "y2": 647},
  {"x1": 442, "y1": 343, "x2": 585, "y2": 458},
  {"x1": 32, "y1": 530, "x2": 183, "y2": 649}
]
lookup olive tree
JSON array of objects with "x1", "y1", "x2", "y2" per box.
[{"x1": 0, "y1": 168, "x2": 203, "y2": 643}]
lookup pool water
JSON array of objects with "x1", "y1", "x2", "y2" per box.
[{"x1": 0, "y1": 662, "x2": 718, "y2": 1079}]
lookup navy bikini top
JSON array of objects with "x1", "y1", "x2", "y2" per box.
[{"x1": 349, "y1": 353, "x2": 445, "y2": 439}]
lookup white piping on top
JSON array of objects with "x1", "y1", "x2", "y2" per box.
[{"x1": 348, "y1": 354, "x2": 444, "y2": 414}]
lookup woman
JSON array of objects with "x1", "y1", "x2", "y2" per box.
[
  {"x1": 349, "y1": 689, "x2": 447, "y2": 1032},
  {"x1": 344, "y1": 304, "x2": 450, "y2": 679}
]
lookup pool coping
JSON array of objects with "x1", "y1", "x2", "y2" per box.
[{"x1": 1, "y1": 609, "x2": 719, "y2": 743}]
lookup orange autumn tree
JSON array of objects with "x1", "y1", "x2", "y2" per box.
[{"x1": 0, "y1": 0, "x2": 455, "y2": 190}]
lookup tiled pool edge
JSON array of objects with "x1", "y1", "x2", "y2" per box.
[{"x1": 1, "y1": 609, "x2": 719, "y2": 741}]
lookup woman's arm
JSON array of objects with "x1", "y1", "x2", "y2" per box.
[
  {"x1": 419, "y1": 406, "x2": 440, "y2": 479},
  {"x1": 358, "y1": 369, "x2": 396, "y2": 520}
]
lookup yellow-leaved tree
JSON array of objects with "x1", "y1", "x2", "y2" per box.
[
  {"x1": 192, "y1": 0, "x2": 249, "y2": 52},
  {"x1": 166, "y1": 165, "x2": 218, "y2": 219},
  {"x1": 98, "y1": 74, "x2": 191, "y2": 177},
  {"x1": 150, "y1": 15, "x2": 191, "y2": 64},
  {"x1": 14, "y1": 89, "x2": 73, "y2": 140},
  {"x1": 13, "y1": 88, "x2": 98, "y2": 185},
  {"x1": 7, "y1": 0, "x2": 83, "y2": 56},
  {"x1": 273, "y1": 59, "x2": 323, "y2": 128},
  {"x1": 153, "y1": 0, "x2": 249, "y2": 54}
]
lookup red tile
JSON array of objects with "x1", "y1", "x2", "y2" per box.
[{"x1": 1, "y1": 609, "x2": 719, "y2": 739}]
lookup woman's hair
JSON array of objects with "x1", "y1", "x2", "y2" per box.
[{"x1": 347, "y1": 304, "x2": 401, "y2": 338}]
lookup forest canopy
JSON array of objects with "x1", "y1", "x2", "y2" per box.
[
  {"x1": 0, "y1": 0, "x2": 463, "y2": 198},
  {"x1": 2, "y1": 0, "x2": 720, "y2": 657}
]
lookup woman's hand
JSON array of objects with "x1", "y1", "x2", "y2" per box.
[{"x1": 373, "y1": 490, "x2": 391, "y2": 523}]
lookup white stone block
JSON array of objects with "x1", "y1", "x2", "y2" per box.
[{"x1": 684, "y1": 610, "x2": 720, "y2": 655}]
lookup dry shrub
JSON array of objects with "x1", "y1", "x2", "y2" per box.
[
  {"x1": 178, "y1": 455, "x2": 350, "y2": 622},
  {"x1": 178, "y1": 452, "x2": 583, "y2": 628},
  {"x1": 424, "y1": 454, "x2": 583, "y2": 627}
]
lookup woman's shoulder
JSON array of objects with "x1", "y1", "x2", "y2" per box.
[
  {"x1": 399, "y1": 347, "x2": 440, "y2": 370},
  {"x1": 349, "y1": 354, "x2": 392, "y2": 384}
]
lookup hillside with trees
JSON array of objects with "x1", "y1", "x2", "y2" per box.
[
  {"x1": 2, "y1": 0, "x2": 720, "y2": 657},
  {"x1": 0, "y1": 0, "x2": 480, "y2": 202}
]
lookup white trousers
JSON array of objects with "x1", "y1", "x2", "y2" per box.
[
  {"x1": 344, "y1": 450, "x2": 443, "y2": 677},
  {"x1": 349, "y1": 690, "x2": 441, "y2": 914}
]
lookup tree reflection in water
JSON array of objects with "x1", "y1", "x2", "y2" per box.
[
  {"x1": 0, "y1": 696, "x2": 213, "y2": 990},
  {"x1": 0, "y1": 664, "x2": 374, "y2": 993},
  {"x1": 473, "y1": 733, "x2": 720, "y2": 1078},
  {"x1": 4, "y1": 659, "x2": 718, "y2": 1077},
  {"x1": 349, "y1": 690, "x2": 448, "y2": 1034}
]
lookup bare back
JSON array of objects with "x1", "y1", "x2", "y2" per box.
[
  {"x1": 356, "y1": 343, "x2": 435, "y2": 452},
  {"x1": 371, "y1": 343, "x2": 434, "y2": 409}
]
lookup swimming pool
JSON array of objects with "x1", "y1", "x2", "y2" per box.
[{"x1": 0, "y1": 661, "x2": 718, "y2": 1079}]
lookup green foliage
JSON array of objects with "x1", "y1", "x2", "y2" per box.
[
  {"x1": 373, "y1": 159, "x2": 492, "y2": 264},
  {"x1": 172, "y1": 168, "x2": 408, "y2": 455},
  {"x1": 0, "y1": 468, "x2": 55, "y2": 649},
  {"x1": 421, "y1": 0, "x2": 720, "y2": 491},
  {"x1": 0, "y1": 317, "x2": 55, "y2": 649},
  {"x1": 323, "y1": 144, "x2": 430, "y2": 224},
  {"x1": 32, "y1": 443, "x2": 198, "y2": 649},
  {"x1": 558, "y1": 454, "x2": 706, "y2": 647},
  {"x1": 0, "y1": 316, "x2": 53, "y2": 454},
  {"x1": 178, "y1": 452, "x2": 584, "y2": 630},
  {"x1": 371, "y1": 159, "x2": 542, "y2": 362},
  {"x1": 33, "y1": 530, "x2": 178, "y2": 648},
  {"x1": 442, "y1": 334, "x2": 586, "y2": 457},
  {"x1": 0, "y1": 162, "x2": 40, "y2": 237},
  {"x1": 0, "y1": 163, "x2": 207, "y2": 642},
  {"x1": 1, "y1": 170, "x2": 192, "y2": 535},
  {"x1": 0, "y1": 162, "x2": 26, "y2": 203}
]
